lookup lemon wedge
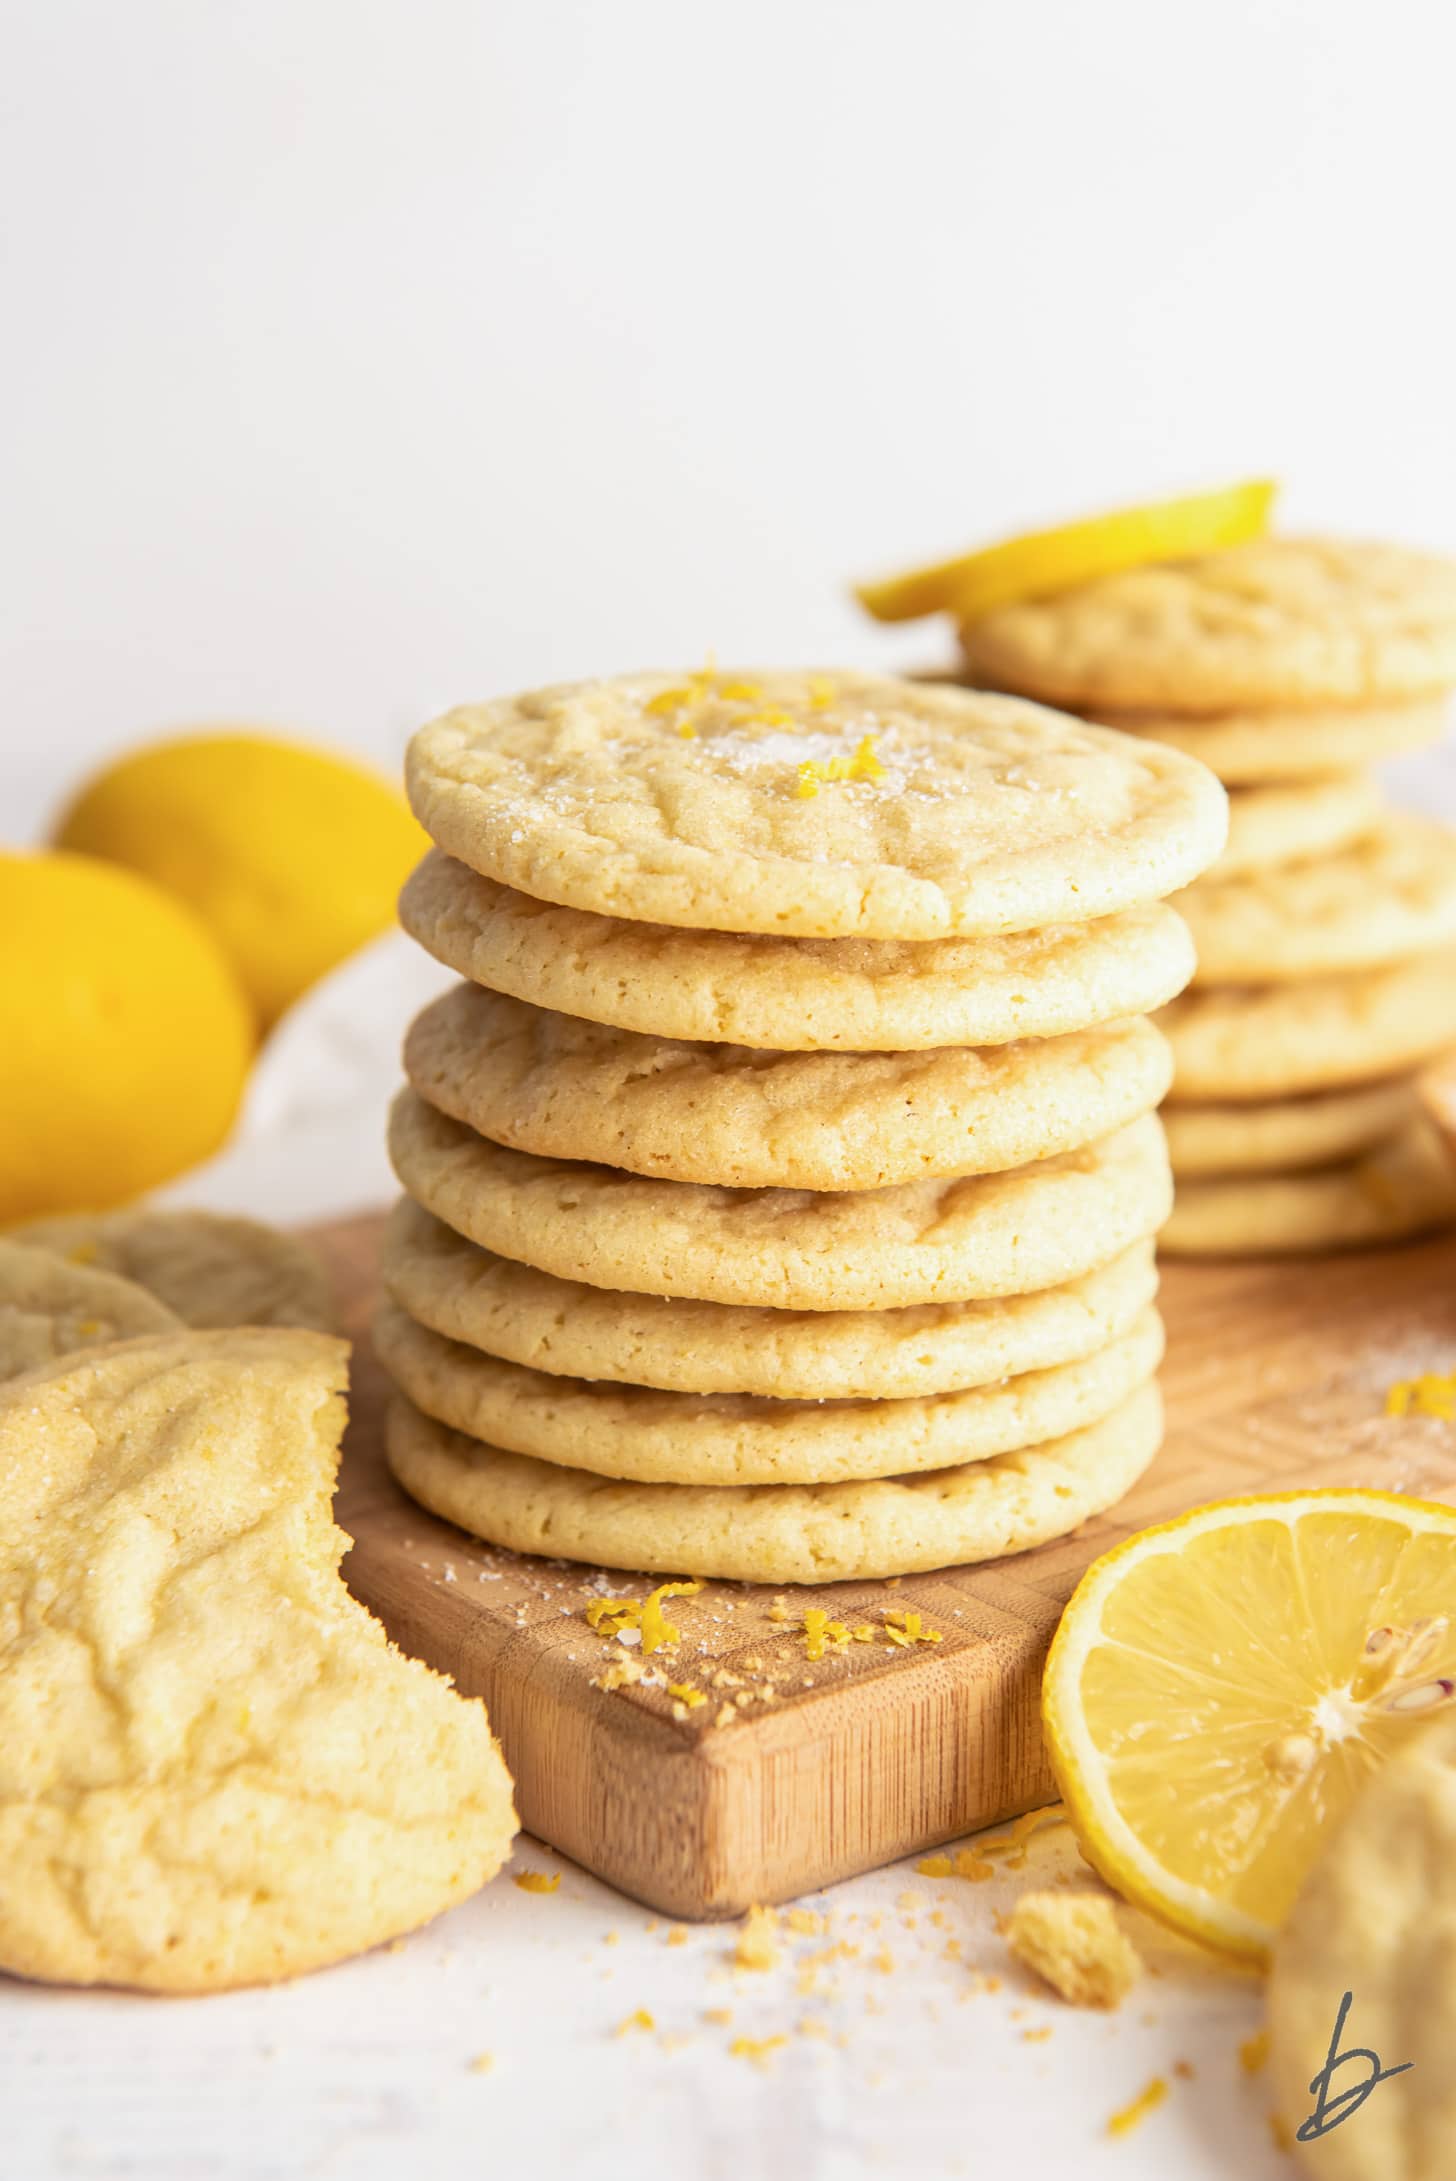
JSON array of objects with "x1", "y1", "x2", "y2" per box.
[
  {"x1": 1042, "y1": 1489, "x2": 1456, "y2": 1961},
  {"x1": 854, "y1": 479, "x2": 1277, "y2": 625}
]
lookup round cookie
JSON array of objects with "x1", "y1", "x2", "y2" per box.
[
  {"x1": 400, "y1": 849, "x2": 1197, "y2": 1052},
  {"x1": 388, "y1": 1091, "x2": 1174, "y2": 1310},
  {"x1": 374, "y1": 1296, "x2": 1164, "y2": 1486},
  {"x1": 1164, "y1": 1082, "x2": 1415, "y2": 1178},
  {"x1": 1269, "y1": 1712, "x2": 1456, "y2": 2181},
  {"x1": 1175, "y1": 816, "x2": 1456, "y2": 984},
  {"x1": 1162, "y1": 1120, "x2": 1456, "y2": 1256},
  {"x1": 1160, "y1": 950, "x2": 1456, "y2": 1101},
  {"x1": 404, "y1": 983, "x2": 1173, "y2": 1192},
  {"x1": 385, "y1": 1380, "x2": 1164, "y2": 1583},
  {"x1": 405, "y1": 672, "x2": 1228, "y2": 940},
  {"x1": 1084, "y1": 696, "x2": 1448, "y2": 787},
  {"x1": 12, "y1": 1207, "x2": 336, "y2": 1332},
  {"x1": 1211, "y1": 773, "x2": 1383, "y2": 878},
  {"x1": 0, "y1": 1237, "x2": 181, "y2": 1381},
  {"x1": 957, "y1": 538, "x2": 1456, "y2": 712},
  {"x1": 381, "y1": 1198, "x2": 1160, "y2": 1400},
  {"x1": 0, "y1": 1329, "x2": 516, "y2": 1992}
]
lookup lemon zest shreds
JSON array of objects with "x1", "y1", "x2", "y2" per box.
[
  {"x1": 1106, "y1": 2077, "x2": 1167, "y2": 2138},
  {"x1": 513, "y1": 1871, "x2": 560, "y2": 1894},
  {"x1": 734, "y1": 1905, "x2": 781, "y2": 1972},
  {"x1": 796, "y1": 735, "x2": 887, "y2": 800},
  {"x1": 640, "y1": 1580, "x2": 703, "y2": 1655},
  {"x1": 616, "y1": 2010, "x2": 655, "y2": 2035},
  {"x1": 585, "y1": 1579, "x2": 702, "y2": 1655},
  {"x1": 1386, "y1": 1371, "x2": 1456, "y2": 1419},
  {"x1": 883, "y1": 1610, "x2": 942, "y2": 1648},
  {"x1": 730, "y1": 2035, "x2": 788, "y2": 2068},
  {"x1": 666, "y1": 1681, "x2": 706, "y2": 1710},
  {"x1": 915, "y1": 1853, "x2": 954, "y2": 1879}
]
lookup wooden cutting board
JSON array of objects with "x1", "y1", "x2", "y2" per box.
[{"x1": 316, "y1": 1211, "x2": 1456, "y2": 1921}]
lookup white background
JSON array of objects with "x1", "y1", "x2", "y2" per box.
[
  {"x1": 2, "y1": 4, "x2": 1454, "y2": 2175},
  {"x1": 4, "y1": 0, "x2": 1456, "y2": 838}
]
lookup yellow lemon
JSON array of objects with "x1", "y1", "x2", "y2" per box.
[
  {"x1": 1042, "y1": 1489, "x2": 1456, "y2": 1961},
  {"x1": 855, "y1": 478, "x2": 1277, "y2": 624},
  {"x1": 0, "y1": 850, "x2": 254, "y2": 1223},
  {"x1": 54, "y1": 730, "x2": 429, "y2": 1028}
]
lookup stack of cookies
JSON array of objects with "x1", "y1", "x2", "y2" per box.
[
  {"x1": 957, "y1": 537, "x2": 1456, "y2": 1255},
  {"x1": 378, "y1": 670, "x2": 1226, "y2": 1582}
]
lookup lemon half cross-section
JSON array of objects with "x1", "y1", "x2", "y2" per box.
[
  {"x1": 1042, "y1": 1489, "x2": 1456, "y2": 1961},
  {"x1": 855, "y1": 478, "x2": 1277, "y2": 625}
]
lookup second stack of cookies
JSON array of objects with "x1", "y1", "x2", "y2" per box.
[
  {"x1": 958, "y1": 536, "x2": 1456, "y2": 1254},
  {"x1": 378, "y1": 669, "x2": 1226, "y2": 1582}
]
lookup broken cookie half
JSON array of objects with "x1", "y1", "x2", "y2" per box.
[{"x1": 0, "y1": 1327, "x2": 516, "y2": 1992}]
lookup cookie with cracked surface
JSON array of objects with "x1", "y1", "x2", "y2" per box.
[
  {"x1": 381, "y1": 1197, "x2": 1159, "y2": 1400},
  {"x1": 388, "y1": 1091, "x2": 1173, "y2": 1311},
  {"x1": 403, "y1": 981, "x2": 1173, "y2": 1191},
  {"x1": 1175, "y1": 816, "x2": 1456, "y2": 984},
  {"x1": 0, "y1": 1237, "x2": 180, "y2": 1381},
  {"x1": 1164, "y1": 1082, "x2": 1415, "y2": 1178},
  {"x1": 399, "y1": 848, "x2": 1196, "y2": 1051},
  {"x1": 406, "y1": 671, "x2": 1227, "y2": 939},
  {"x1": 1269, "y1": 1712, "x2": 1456, "y2": 2181},
  {"x1": 1210, "y1": 773, "x2": 1383, "y2": 878},
  {"x1": 374, "y1": 1295, "x2": 1164, "y2": 1486},
  {"x1": 1160, "y1": 951, "x2": 1456, "y2": 1102},
  {"x1": 0, "y1": 1329, "x2": 516, "y2": 1992},
  {"x1": 958, "y1": 538, "x2": 1456, "y2": 712},
  {"x1": 385, "y1": 1379, "x2": 1164, "y2": 1582},
  {"x1": 1083, "y1": 696, "x2": 1448, "y2": 787},
  {"x1": 1162, "y1": 1119, "x2": 1456, "y2": 1256},
  {"x1": 12, "y1": 1207, "x2": 336, "y2": 1332}
]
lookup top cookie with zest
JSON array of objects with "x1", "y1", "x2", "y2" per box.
[{"x1": 406, "y1": 670, "x2": 1227, "y2": 939}]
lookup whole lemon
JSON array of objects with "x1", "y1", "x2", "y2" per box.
[
  {"x1": 0, "y1": 851, "x2": 254, "y2": 1223},
  {"x1": 54, "y1": 730, "x2": 429, "y2": 1028}
]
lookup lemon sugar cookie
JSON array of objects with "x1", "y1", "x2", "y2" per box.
[
  {"x1": 1161, "y1": 1118, "x2": 1456, "y2": 1256},
  {"x1": 1163, "y1": 1081, "x2": 1414, "y2": 1178},
  {"x1": 403, "y1": 981, "x2": 1173, "y2": 1191},
  {"x1": 1211, "y1": 772, "x2": 1382, "y2": 877},
  {"x1": 1270, "y1": 1711, "x2": 1456, "y2": 2181},
  {"x1": 390, "y1": 1092, "x2": 1174, "y2": 1311},
  {"x1": 373, "y1": 1296, "x2": 1164, "y2": 1486},
  {"x1": 1083, "y1": 694, "x2": 1448, "y2": 786},
  {"x1": 959, "y1": 538, "x2": 1456, "y2": 714},
  {"x1": 1175, "y1": 815, "x2": 1456, "y2": 984},
  {"x1": 0, "y1": 1237, "x2": 180, "y2": 1381},
  {"x1": 400, "y1": 849, "x2": 1196, "y2": 1052},
  {"x1": 0, "y1": 1330, "x2": 516, "y2": 1992},
  {"x1": 13, "y1": 1206, "x2": 337, "y2": 1333},
  {"x1": 381, "y1": 1197, "x2": 1159, "y2": 1401},
  {"x1": 385, "y1": 1380, "x2": 1164, "y2": 1584},
  {"x1": 1159, "y1": 951, "x2": 1456, "y2": 1102},
  {"x1": 406, "y1": 672, "x2": 1227, "y2": 939}
]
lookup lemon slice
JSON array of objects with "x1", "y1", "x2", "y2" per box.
[
  {"x1": 1042, "y1": 1489, "x2": 1456, "y2": 1961},
  {"x1": 854, "y1": 479, "x2": 1277, "y2": 625}
]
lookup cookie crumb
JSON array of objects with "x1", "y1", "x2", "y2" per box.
[
  {"x1": 734, "y1": 1904, "x2": 781, "y2": 1972},
  {"x1": 513, "y1": 1870, "x2": 561, "y2": 1895},
  {"x1": 1006, "y1": 1892, "x2": 1141, "y2": 2009},
  {"x1": 467, "y1": 2051, "x2": 494, "y2": 2074}
]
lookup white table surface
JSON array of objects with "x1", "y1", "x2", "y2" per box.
[{"x1": 9, "y1": 743, "x2": 1456, "y2": 2179}]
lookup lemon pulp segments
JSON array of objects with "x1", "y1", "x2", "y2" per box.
[
  {"x1": 1041, "y1": 1490, "x2": 1456, "y2": 1959},
  {"x1": 854, "y1": 479, "x2": 1277, "y2": 625}
]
